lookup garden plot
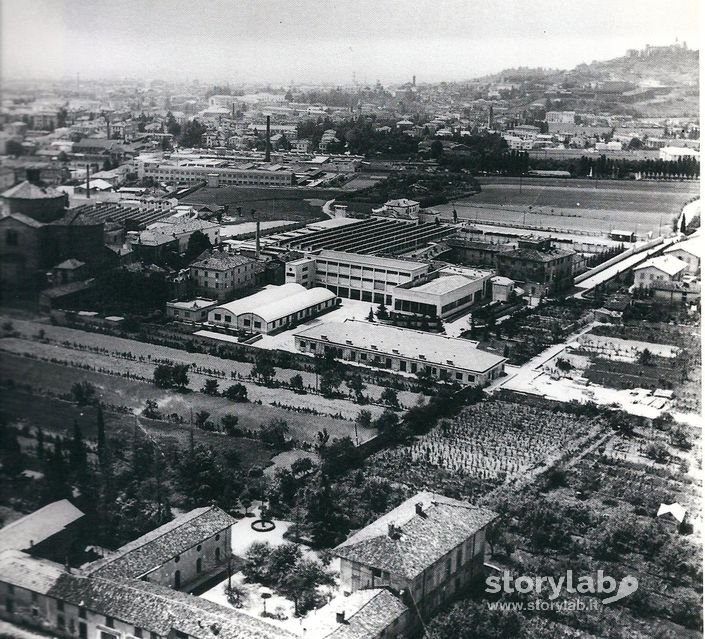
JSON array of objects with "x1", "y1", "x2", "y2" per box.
[
  {"x1": 370, "y1": 400, "x2": 603, "y2": 499},
  {"x1": 576, "y1": 334, "x2": 680, "y2": 362}
]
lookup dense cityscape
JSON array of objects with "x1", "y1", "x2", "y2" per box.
[{"x1": 0, "y1": 2, "x2": 701, "y2": 638}]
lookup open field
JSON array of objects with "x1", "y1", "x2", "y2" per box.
[
  {"x1": 0, "y1": 352, "x2": 375, "y2": 446},
  {"x1": 434, "y1": 177, "x2": 699, "y2": 237},
  {"x1": 181, "y1": 186, "x2": 339, "y2": 222}
]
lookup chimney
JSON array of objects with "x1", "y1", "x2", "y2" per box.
[
  {"x1": 264, "y1": 115, "x2": 271, "y2": 162},
  {"x1": 335, "y1": 611, "x2": 346, "y2": 624},
  {"x1": 106, "y1": 113, "x2": 111, "y2": 140},
  {"x1": 387, "y1": 523, "x2": 396, "y2": 538},
  {"x1": 255, "y1": 220, "x2": 261, "y2": 259},
  {"x1": 85, "y1": 163, "x2": 91, "y2": 198},
  {"x1": 415, "y1": 502, "x2": 424, "y2": 516}
]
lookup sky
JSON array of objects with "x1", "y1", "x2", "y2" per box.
[{"x1": 1, "y1": 0, "x2": 701, "y2": 85}]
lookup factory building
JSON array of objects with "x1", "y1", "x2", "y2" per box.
[
  {"x1": 207, "y1": 283, "x2": 338, "y2": 334},
  {"x1": 295, "y1": 320, "x2": 506, "y2": 385},
  {"x1": 286, "y1": 250, "x2": 430, "y2": 304},
  {"x1": 392, "y1": 267, "x2": 493, "y2": 319}
]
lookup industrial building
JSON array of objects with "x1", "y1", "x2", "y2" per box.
[
  {"x1": 207, "y1": 283, "x2": 338, "y2": 334},
  {"x1": 282, "y1": 217, "x2": 455, "y2": 255},
  {"x1": 392, "y1": 267, "x2": 493, "y2": 319},
  {"x1": 295, "y1": 320, "x2": 506, "y2": 385},
  {"x1": 286, "y1": 250, "x2": 430, "y2": 304}
]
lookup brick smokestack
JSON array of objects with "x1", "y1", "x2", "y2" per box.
[
  {"x1": 264, "y1": 115, "x2": 271, "y2": 163},
  {"x1": 85, "y1": 163, "x2": 90, "y2": 199}
]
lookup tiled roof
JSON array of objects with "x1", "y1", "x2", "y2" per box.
[
  {"x1": 86, "y1": 506, "x2": 236, "y2": 580},
  {"x1": 1, "y1": 180, "x2": 64, "y2": 200},
  {"x1": 192, "y1": 253, "x2": 256, "y2": 270},
  {"x1": 634, "y1": 255, "x2": 689, "y2": 276},
  {"x1": 0, "y1": 212, "x2": 44, "y2": 228},
  {"x1": 313, "y1": 589, "x2": 408, "y2": 639},
  {"x1": 0, "y1": 550, "x2": 65, "y2": 594},
  {"x1": 334, "y1": 492, "x2": 497, "y2": 580},
  {"x1": 500, "y1": 247, "x2": 574, "y2": 262},
  {"x1": 0, "y1": 499, "x2": 84, "y2": 553},
  {"x1": 48, "y1": 574, "x2": 294, "y2": 639}
]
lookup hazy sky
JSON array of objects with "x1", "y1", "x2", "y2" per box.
[{"x1": 1, "y1": 0, "x2": 700, "y2": 85}]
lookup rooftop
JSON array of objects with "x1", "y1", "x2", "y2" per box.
[
  {"x1": 86, "y1": 506, "x2": 236, "y2": 580},
  {"x1": 634, "y1": 254, "x2": 689, "y2": 276},
  {"x1": 1, "y1": 180, "x2": 64, "y2": 200},
  {"x1": 0, "y1": 550, "x2": 65, "y2": 594},
  {"x1": 169, "y1": 298, "x2": 218, "y2": 310},
  {"x1": 665, "y1": 237, "x2": 700, "y2": 259},
  {"x1": 334, "y1": 492, "x2": 497, "y2": 580},
  {"x1": 317, "y1": 250, "x2": 429, "y2": 273},
  {"x1": 0, "y1": 499, "x2": 84, "y2": 553},
  {"x1": 500, "y1": 247, "x2": 574, "y2": 262},
  {"x1": 295, "y1": 320, "x2": 506, "y2": 374},
  {"x1": 311, "y1": 589, "x2": 408, "y2": 639},
  {"x1": 191, "y1": 252, "x2": 256, "y2": 270},
  {"x1": 404, "y1": 274, "x2": 482, "y2": 296}
]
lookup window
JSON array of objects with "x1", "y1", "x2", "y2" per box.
[
  {"x1": 105, "y1": 616, "x2": 115, "y2": 628},
  {"x1": 196, "y1": 558, "x2": 202, "y2": 574},
  {"x1": 57, "y1": 615, "x2": 65, "y2": 627},
  {"x1": 5, "y1": 230, "x2": 18, "y2": 246},
  {"x1": 79, "y1": 608, "x2": 86, "y2": 619},
  {"x1": 215, "y1": 533, "x2": 221, "y2": 541},
  {"x1": 79, "y1": 622, "x2": 87, "y2": 639},
  {"x1": 175, "y1": 570, "x2": 181, "y2": 589},
  {"x1": 174, "y1": 555, "x2": 180, "y2": 563},
  {"x1": 224, "y1": 315, "x2": 231, "y2": 323},
  {"x1": 197, "y1": 544, "x2": 202, "y2": 551},
  {"x1": 214, "y1": 314, "x2": 221, "y2": 321},
  {"x1": 215, "y1": 547, "x2": 221, "y2": 561},
  {"x1": 57, "y1": 600, "x2": 64, "y2": 611},
  {"x1": 134, "y1": 629, "x2": 143, "y2": 639}
]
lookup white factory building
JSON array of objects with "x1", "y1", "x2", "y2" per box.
[
  {"x1": 392, "y1": 267, "x2": 493, "y2": 319},
  {"x1": 206, "y1": 283, "x2": 338, "y2": 334},
  {"x1": 286, "y1": 250, "x2": 430, "y2": 305},
  {"x1": 295, "y1": 320, "x2": 506, "y2": 386}
]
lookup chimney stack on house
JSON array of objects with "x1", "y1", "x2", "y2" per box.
[
  {"x1": 335, "y1": 611, "x2": 346, "y2": 624},
  {"x1": 85, "y1": 163, "x2": 91, "y2": 198},
  {"x1": 415, "y1": 502, "x2": 424, "y2": 516},
  {"x1": 264, "y1": 115, "x2": 271, "y2": 162},
  {"x1": 255, "y1": 220, "x2": 261, "y2": 259}
]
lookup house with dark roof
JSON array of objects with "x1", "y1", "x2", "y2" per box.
[
  {"x1": 85, "y1": 506, "x2": 236, "y2": 592},
  {"x1": 333, "y1": 492, "x2": 497, "y2": 626},
  {"x1": 190, "y1": 251, "x2": 259, "y2": 301},
  {"x1": 496, "y1": 237, "x2": 575, "y2": 297}
]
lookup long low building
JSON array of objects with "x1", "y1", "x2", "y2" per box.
[
  {"x1": 207, "y1": 283, "x2": 338, "y2": 334},
  {"x1": 295, "y1": 320, "x2": 506, "y2": 385}
]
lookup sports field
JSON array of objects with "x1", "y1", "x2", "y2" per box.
[{"x1": 435, "y1": 177, "x2": 699, "y2": 237}]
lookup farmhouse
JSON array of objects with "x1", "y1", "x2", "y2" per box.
[
  {"x1": 633, "y1": 255, "x2": 689, "y2": 288},
  {"x1": 664, "y1": 236, "x2": 700, "y2": 274},
  {"x1": 333, "y1": 492, "x2": 497, "y2": 624},
  {"x1": 295, "y1": 320, "x2": 506, "y2": 385},
  {"x1": 207, "y1": 283, "x2": 338, "y2": 334}
]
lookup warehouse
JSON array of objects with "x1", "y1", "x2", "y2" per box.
[
  {"x1": 206, "y1": 283, "x2": 338, "y2": 334},
  {"x1": 295, "y1": 320, "x2": 506, "y2": 385}
]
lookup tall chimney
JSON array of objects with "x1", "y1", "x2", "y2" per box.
[
  {"x1": 264, "y1": 115, "x2": 271, "y2": 163},
  {"x1": 255, "y1": 220, "x2": 261, "y2": 259},
  {"x1": 85, "y1": 163, "x2": 90, "y2": 198},
  {"x1": 106, "y1": 113, "x2": 111, "y2": 140}
]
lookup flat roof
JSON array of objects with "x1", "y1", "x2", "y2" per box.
[
  {"x1": 317, "y1": 250, "x2": 429, "y2": 273},
  {"x1": 404, "y1": 274, "x2": 479, "y2": 295},
  {"x1": 295, "y1": 320, "x2": 506, "y2": 373}
]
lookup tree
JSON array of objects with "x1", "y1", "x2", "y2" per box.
[
  {"x1": 143, "y1": 399, "x2": 162, "y2": 420},
  {"x1": 367, "y1": 307, "x2": 375, "y2": 322},
  {"x1": 638, "y1": 348, "x2": 653, "y2": 366},
  {"x1": 279, "y1": 558, "x2": 336, "y2": 616},
  {"x1": 68, "y1": 420, "x2": 88, "y2": 483},
  {"x1": 153, "y1": 364, "x2": 173, "y2": 388},
  {"x1": 221, "y1": 414, "x2": 240, "y2": 436},
  {"x1": 291, "y1": 457, "x2": 315, "y2": 477},
  {"x1": 320, "y1": 437, "x2": 362, "y2": 476},
  {"x1": 185, "y1": 231, "x2": 212, "y2": 262},
  {"x1": 347, "y1": 374, "x2": 366, "y2": 402},
  {"x1": 430, "y1": 139, "x2": 444, "y2": 159},
  {"x1": 355, "y1": 409, "x2": 372, "y2": 428},
  {"x1": 289, "y1": 374, "x2": 305, "y2": 393},
  {"x1": 195, "y1": 410, "x2": 212, "y2": 429},
  {"x1": 0, "y1": 425, "x2": 24, "y2": 477},
  {"x1": 224, "y1": 383, "x2": 248, "y2": 402},
  {"x1": 96, "y1": 404, "x2": 106, "y2": 465},
  {"x1": 71, "y1": 381, "x2": 97, "y2": 406},
  {"x1": 425, "y1": 600, "x2": 523, "y2": 639},
  {"x1": 374, "y1": 409, "x2": 399, "y2": 432},
  {"x1": 202, "y1": 378, "x2": 220, "y2": 396},
  {"x1": 5, "y1": 139, "x2": 24, "y2": 156},
  {"x1": 260, "y1": 419, "x2": 289, "y2": 449},
  {"x1": 376, "y1": 303, "x2": 388, "y2": 320},
  {"x1": 252, "y1": 351, "x2": 276, "y2": 384},
  {"x1": 381, "y1": 388, "x2": 400, "y2": 409}
]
